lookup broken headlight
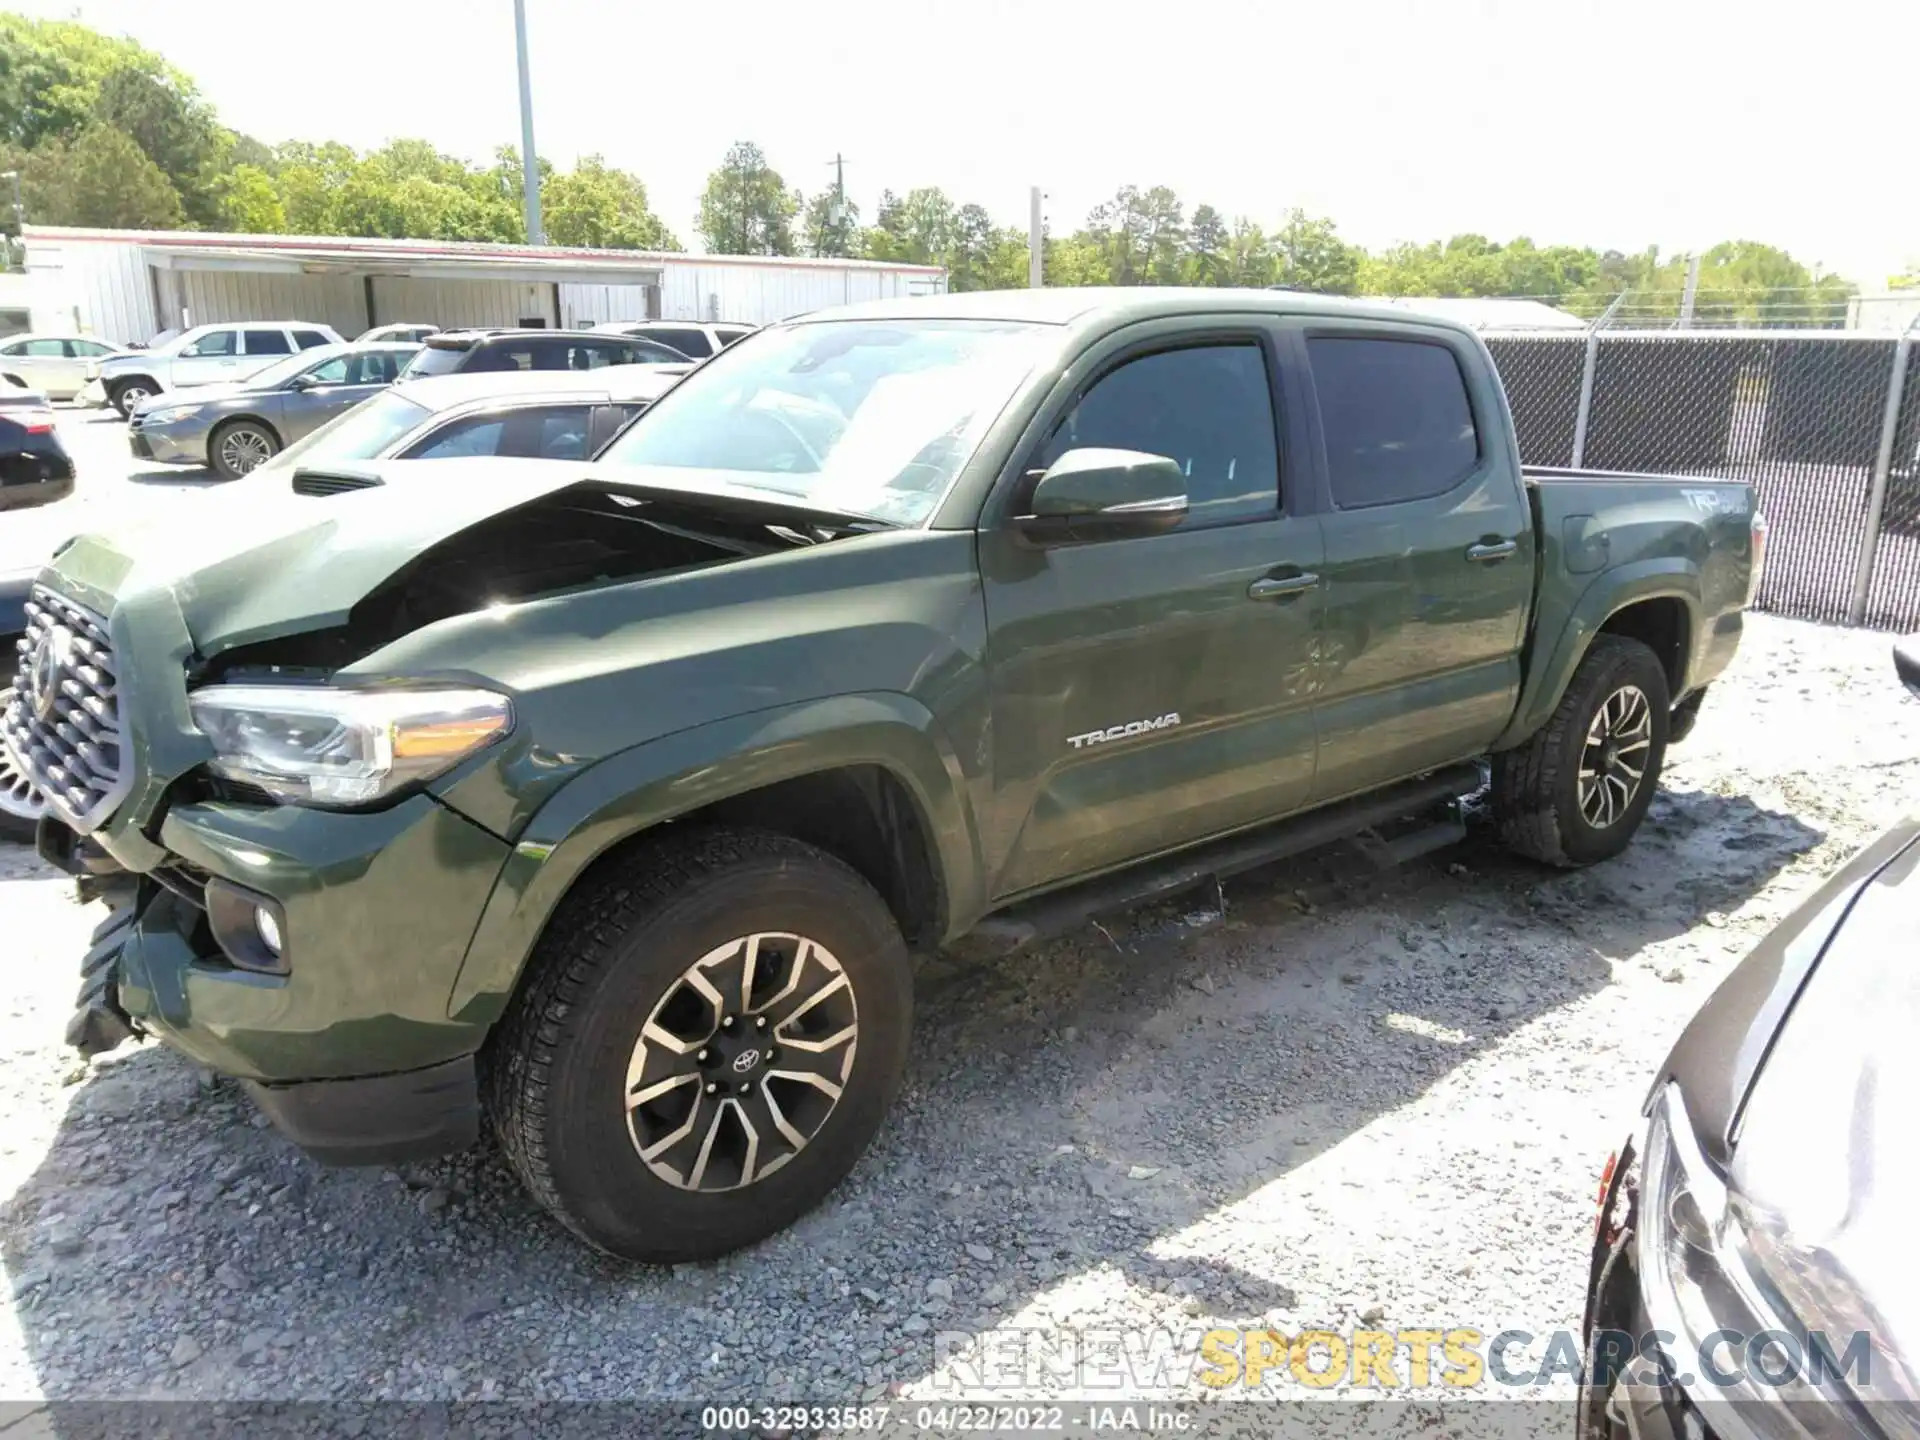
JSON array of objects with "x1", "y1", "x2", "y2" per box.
[{"x1": 188, "y1": 685, "x2": 512, "y2": 806}]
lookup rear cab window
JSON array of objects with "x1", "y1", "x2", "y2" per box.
[{"x1": 1307, "y1": 334, "x2": 1480, "y2": 508}]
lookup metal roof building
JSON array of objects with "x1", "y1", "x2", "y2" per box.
[{"x1": 19, "y1": 226, "x2": 948, "y2": 345}]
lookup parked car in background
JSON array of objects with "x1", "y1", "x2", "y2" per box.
[
  {"x1": 0, "y1": 333, "x2": 127, "y2": 399},
  {"x1": 400, "y1": 328, "x2": 687, "y2": 378},
  {"x1": 80, "y1": 321, "x2": 346, "y2": 417},
  {"x1": 256, "y1": 363, "x2": 688, "y2": 480},
  {"x1": 0, "y1": 381, "x2": 74, "y2": 511},
  {"x1": 0, "y1": 563, "x2": 39, "y2": 842},
  {"x1": 127, "y1": 341, "x2": 422, "y2": 480},
  {"x1": 590, "y1": 320, "x2": 756, "y2": 359},
  {"x1": 1581, "y1": 637, "x2": 1920, "y2": 1440},
  {"x1": 358, "y1": 322, "x2": 441, "y2": 345}
]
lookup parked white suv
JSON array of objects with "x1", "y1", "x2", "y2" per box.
[
  {"x1": 81, "y1": 321, "x2": 344, "y2": 417},
  {"x1": 588, "y1": 320, "x2": 756, "y2": 359}
]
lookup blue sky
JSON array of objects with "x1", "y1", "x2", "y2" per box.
[{"x1": 18, "y1": 0, "x2": 1917, "y2": 287}]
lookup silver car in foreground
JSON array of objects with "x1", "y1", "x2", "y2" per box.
[
  {"x1": 128, "y1": 342, "x2": 421, "y2": 479},
  {"x1": 253, "y1": 362, "x2": 688, "y2": 483}
]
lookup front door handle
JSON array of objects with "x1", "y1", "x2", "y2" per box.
[
  {"x1": 1248, "y1": 572, "x2": 1320, "y2": 601},
  {"x1": 1466, "y1": 539, "x2": 1519, "y2": 564}
]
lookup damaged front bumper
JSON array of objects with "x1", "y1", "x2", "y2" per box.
[{"x1": 43, "y1": 790, "x2": 514, "y2": 1164}]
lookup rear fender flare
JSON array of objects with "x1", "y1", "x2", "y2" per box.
[
  {"x1": 1494, "y1": 560, "x2": 1702, "y2": 751},
  {"x1": 446, "y1": 691, "x2": 983, "y2": 1024}
]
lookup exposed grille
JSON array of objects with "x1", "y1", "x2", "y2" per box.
[{"x1": 1, "y1": 586, "x2": 130, "y2": 833}]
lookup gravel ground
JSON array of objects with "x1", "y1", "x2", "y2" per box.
[{"x1": 1, "y1": 411, "x2": 1915, "y2": 1430}]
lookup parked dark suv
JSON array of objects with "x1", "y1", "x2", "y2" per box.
[{"x1": 400, "y1": 329, "x2": 687, "y2": 379}]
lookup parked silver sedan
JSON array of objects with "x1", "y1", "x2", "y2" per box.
[{"x1": 126, "y1": 341, "x2": 421, "y2": 479}]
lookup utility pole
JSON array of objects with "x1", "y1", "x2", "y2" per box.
[
  {"x1": 827, "y1": 154, "x2": 849, "y2": 255},
  {"x1": 1678, "y1": 253, "x2": 1701, "y2": 328},
  {"x1": 1028, "y1": 186, "x2": 1044, "y2": 288},
  {"x1": 0, "y1": 171, "x2": 20, "y2": 276},
  {"x1": 512, "y1": 0, "x2": 544, "y2": 245}
]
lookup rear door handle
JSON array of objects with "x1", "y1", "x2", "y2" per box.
[
  {"x1": 1248, "y1": 572, "x2": 1320, "y2": 601},
  {"x1": 1466, "y1": 539, "x2": 1519, "y2": 563}
]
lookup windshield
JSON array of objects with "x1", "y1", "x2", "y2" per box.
[
  {"x1": 257, "y1": 389, "x2": 431, "y2": 473},
  {"x1": 596, "y1": 319, "x2": 1048, "y2": 525}
]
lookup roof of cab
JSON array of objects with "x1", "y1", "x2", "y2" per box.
[{"x1": 783, "y1": 286, "x2": 1481, "y2": 336}]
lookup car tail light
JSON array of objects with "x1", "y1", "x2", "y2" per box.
[
  {"x1": 1746, "y1": 511, "x2": 1768, "y2": 606},
  {"x1": 15, "y1": 409, "x2": 55, "y2": 435}
]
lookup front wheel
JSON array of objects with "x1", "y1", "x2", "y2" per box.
[
  {"x1": 210, "y1": 420, "x2": 280, "y2": 480},
  {"x1": 1492, "y1": 635, "x2": 1671, "y2": 867},
  {"x1": 486, "y1": 828, "x2": 913, "y2": 1262},
  {"x1": 109, "y1": 379, "x2": 156, "y2": 419}
]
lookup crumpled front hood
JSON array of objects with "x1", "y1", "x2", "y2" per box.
[
  {"x1": 45, "y1": 459, "x2": 599, "y2": 657},
  {"x1": 1726, "y1": 829, "x2": 1920, "y2": 1407}
]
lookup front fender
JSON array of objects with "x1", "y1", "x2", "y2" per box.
[
  {"x1": 1494, "y1": 559, "x2": 1702, "y2": 752},
  {"x1": 445, "y1": 691, "x2": 983, "y2": 1024}
]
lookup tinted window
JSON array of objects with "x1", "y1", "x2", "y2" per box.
[
  {"x1": 499, "y1": 405, "x2": 595, "y2": 459},
  {"x1": 408, "y1": 415, "x2": 508, "y2": 459},
  {"x1": 303, "y1": 356, "x2": 351, "y2": 384},
  {"x1": 23, "y1": 339, "x2": 67, "y2": 357},
  {"x1": 0, "y1": 340, "x2": 23, "y2": 355},
  {"x1": 182, "y1": 330, "x2": 237, "y2": 357},
  {"x1": 244, "y1": 329, "x2": 293, "y2": 356},
  {"x1": 1036, "y1": 343, "x2": 1281, "y2": 528},
  {"x1": 1309, "y1": 336, "x2": 1479, "y2": 508},
  {"x1": 646, "y1": 328, "x2": 711, "y2": 358},
  {"x1": 714, "y1": 328, "x2": 754, "y2": 348},
  {"x1": 347, "y1": 352, "x2": 405, "y2": 384},
  {"x1": 69, "y1": 340, "x2": 114, "y2": 357},
  {"x1": 403, "y1": 344, "x2": 469, "y2": 378},
  {"x1": 293, "y1": 329, "x2": 332, "y2": 350}
]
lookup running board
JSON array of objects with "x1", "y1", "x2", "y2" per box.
[{"x1": 971, "y1": 763, "x2": 1483, "y2": 953}]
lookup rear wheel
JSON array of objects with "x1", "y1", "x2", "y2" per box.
[
  {"x1": 0, "y1": 689, "x2": 45, "y2": 845},
  {"x1": 109, "y1": 379, "x2": 156, "y2": 419},
  {"x1": 1493, "y1": 635, "x2": 1671, "y2": 867},
  {"x1": 210, "y1": 420, "x2": 280, "y2": 480},
  {"x1": 486, "y1": 828, "x2": 913, "y2": 1262}
]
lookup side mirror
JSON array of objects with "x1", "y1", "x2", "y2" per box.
[
  {"x1": 1014, "y1": 448, "x2": 1188, "y2": 547},
  {"x1": 286, "y1": 373, "x2": 320, "y2": 391},
  {"x1": 1896, "y1": 637, "x2": 1920, "y2": 699}
]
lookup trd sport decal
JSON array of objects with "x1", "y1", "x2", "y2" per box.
[{"x1": 1067, "y1": 713, "x2": 1182, "y2": 750}]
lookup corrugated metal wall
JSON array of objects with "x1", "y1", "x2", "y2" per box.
[
  {"x1": 27, "y1": 236, "x2": 950, "y2": 342},
  {"x1": 559, "y1": 282, "x2": 659, "y2": 327},
  {"x1": 174, "y1": 270, "x2": 366, "y2": 337},
  {"x1": 25, "y1": 239, "x2": 159, "y2": 344},
  {"x1": 369, "y1": 277, "x2": 553, "y2": 330},
  {"x1": 658, "y1": 262, "x2": 944, "y2": 323}
]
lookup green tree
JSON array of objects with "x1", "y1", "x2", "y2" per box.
[
  {"x1": 1185, "y1": 204, "x2": 1228, "y2": 286},
  {"x1": 1086, "y1": 185, "x2": 1185, "y2": 285},
  {"x1": 1223, "y1": 219, "x2": 1274, "y2": 288},
  {"x1": 1272, "y1": 209, "x2": 1360, "y2": 294},
  {"x1": 214, "y1": 163, "x2": 285, "y2": 233},
  {"x1": 1892, "y1": 267, "x2": 1920, "y2": 291},
  {"x1": 12, "y1": 123, "x2": 185, "y2": 229},
  {"x1": 697, "y1": 142, "x2": 798, "y2": 255},
  {"x1": 543, "y1": 155, "x2": 679, "y2": 250},
  {"x1": 92, "y1": 62, "x2": 221, "y2": 225}
]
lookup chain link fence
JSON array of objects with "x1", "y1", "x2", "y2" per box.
[{"x1": 1484, "y1": 329, "x2": 1920, "y2": 630}]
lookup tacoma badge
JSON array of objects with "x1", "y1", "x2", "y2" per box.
[{"x1": 1067, "y1": 712, "x2": 1182, "y2": 749}]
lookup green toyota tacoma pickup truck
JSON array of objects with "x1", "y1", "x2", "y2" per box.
[{"x1": 6, "y1": 289, "x2": 1762, "y2": 1261}]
